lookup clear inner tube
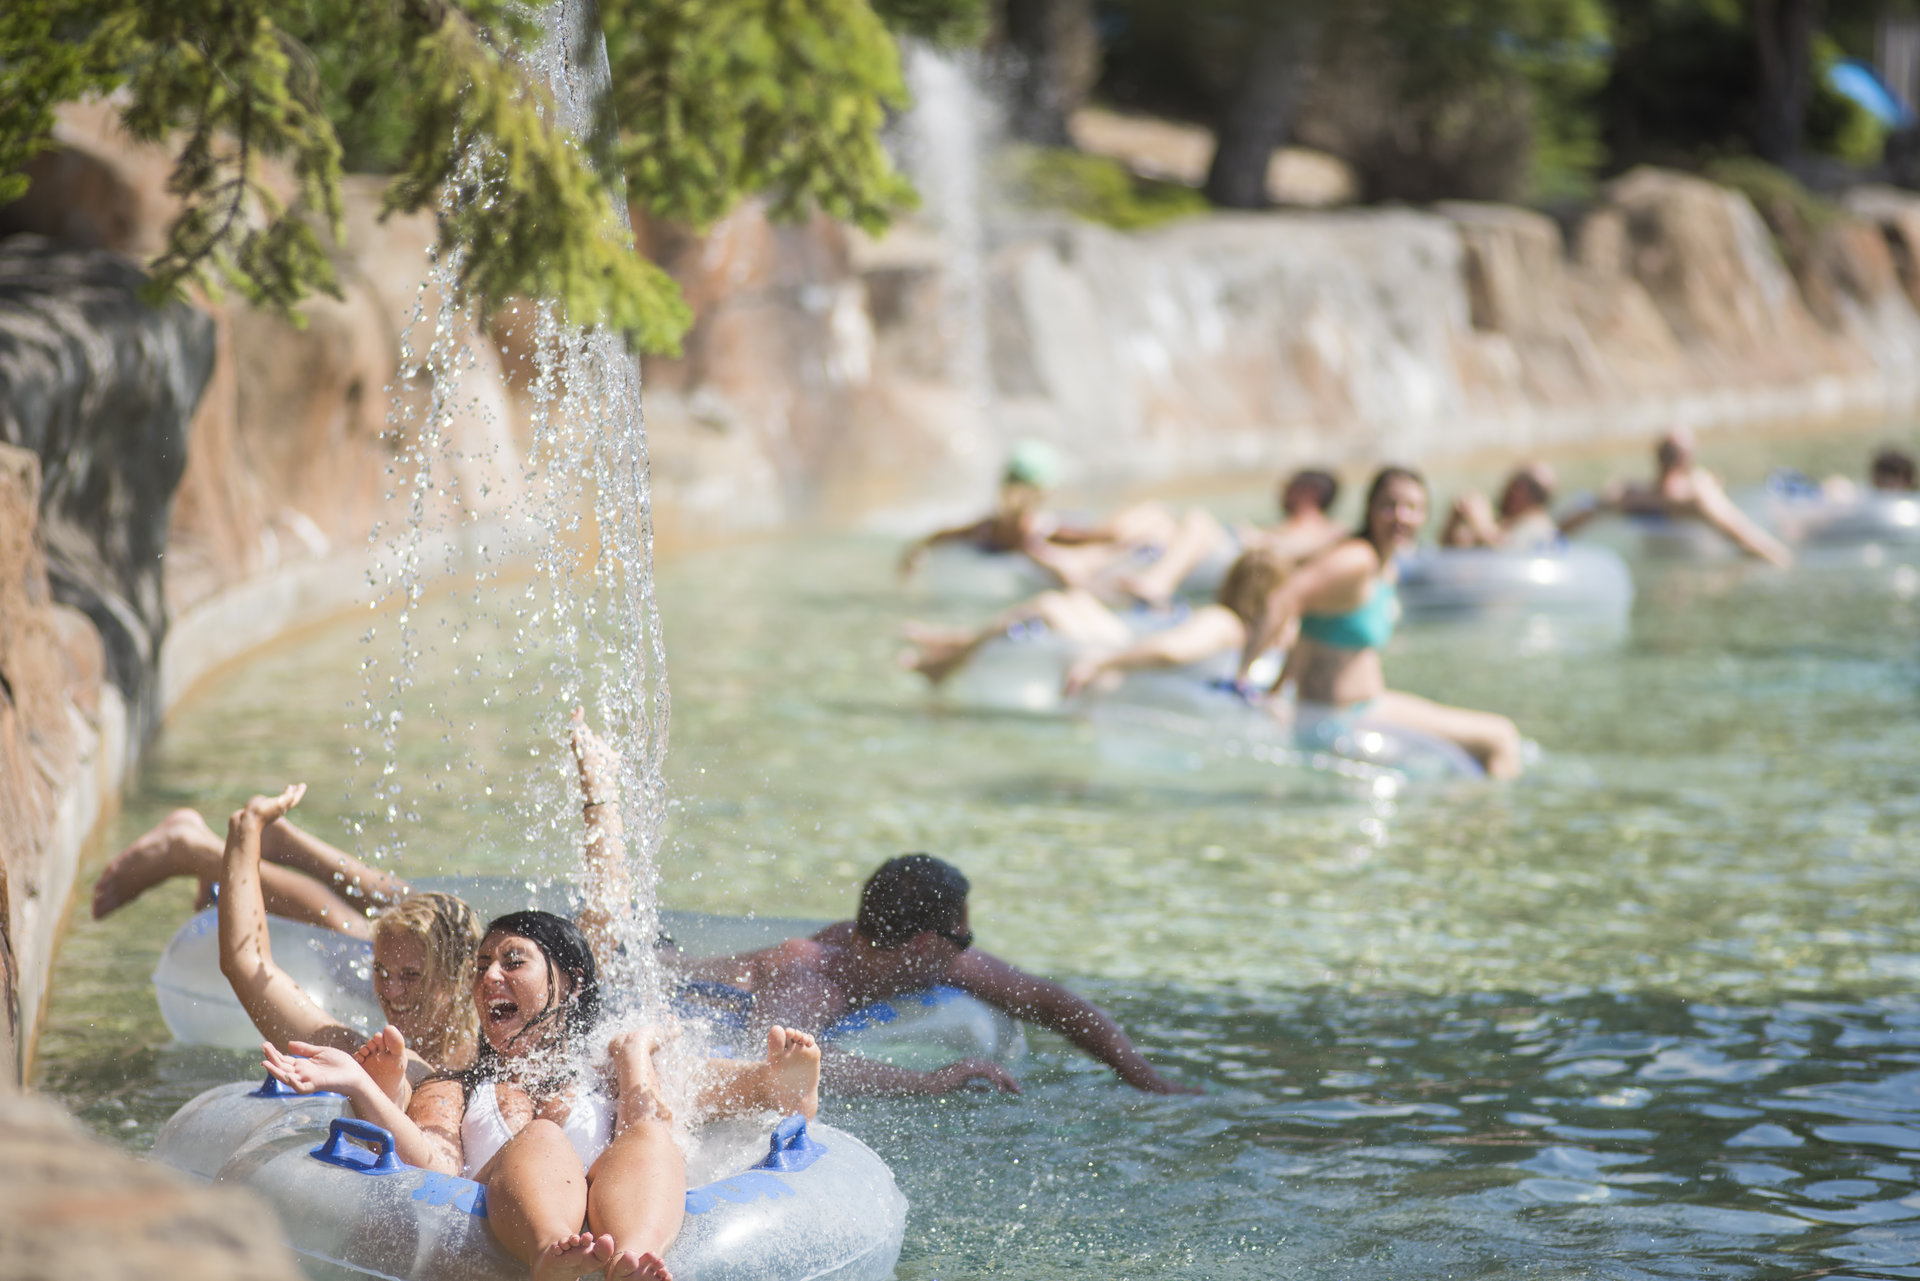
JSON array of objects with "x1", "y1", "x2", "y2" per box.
[
  {"x1": 1396, "y1": 544, "x2": 1634, "y2": 620},
  {"x1": 1763, "y1": 489, "x2": 1920, "y2": 547},
  {"x1": 1091, "y1": 672, "x2": 1485, "y2": 796},
  {"x1": 152, "y1": 1081, "x2": 907, "y2": 1281}
]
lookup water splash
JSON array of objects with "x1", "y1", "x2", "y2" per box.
[{"x1": 355, "y1": 0, "x2": 671, "y2": 1016}]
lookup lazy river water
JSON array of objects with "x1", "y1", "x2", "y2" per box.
[{"x1": 34, "y1": 424, "x2": 1920, "y2": 1279}]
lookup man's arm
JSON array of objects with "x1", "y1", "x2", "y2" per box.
[
  {"x1": 1698, "y1": 480, "x2": 1792, "y2": 567},
  {"x1": 819, "y1": 1048, "x2": 1021, "y2": 1096},
  {"x1": 948, "y1": 950, "x2": 1199, "y2": 1094}
]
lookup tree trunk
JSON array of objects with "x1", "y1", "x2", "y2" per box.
[
  {"x1": 1204, "y1": 6, "x2": 1325, "y2": 209},
  {"x1": 1753, "y1": 0, "x2": 1822, "y2": 163},
  {"x1": 1001, "y1": 0, "x2": 1100, "y2": 147}
]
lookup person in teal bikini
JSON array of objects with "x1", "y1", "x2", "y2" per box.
[{"x1": 1237, "y1": 466, "x2": 1526, "y2": 779}]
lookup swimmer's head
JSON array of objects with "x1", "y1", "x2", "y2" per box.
[
  {"x1": 1871, "y1": 447, "x2": 1917, "y2": 491},
  {"x1": 1358, "y1": 465, "x2": 1429, "y2": 552},
  {"x1": 856, "y1": 854, "x2": 971, "y2": 950},
  {"x1": 373, "y1": 890, "x2": 483, "y2": 1061},
  {"x1": 1280, "y1": 469, "x2": 1339, "y2": 518},
  {"x1": 1002, "y1": 440, "x2": 1061, "y2": 492},
  {"x1": 1499, "y1": 462, "x2": 1556, "y2": 518},
  {"x1": 1217, "y1": 544, "x2": 1293, "y2": 627},
  {"x1": 1656, "y1": 429, "x2": 1695, "y2": 472}
]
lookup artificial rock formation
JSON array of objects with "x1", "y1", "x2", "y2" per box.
[
  {"x1": 0, "y1": 1091, "x2": 302, "y2": 1281},
  {"x1": 0, "y1": 238, "x2": 214, "y2": 735},
  {"x1": 0, "y1": 444, "x2": 115, "y2": 1081}
]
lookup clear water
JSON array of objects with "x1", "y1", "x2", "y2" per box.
[{"x1": 35, "y1": 425, "x2": 1920, "y2": 1279}]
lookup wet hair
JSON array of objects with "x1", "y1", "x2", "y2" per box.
[
  {"x1": 455, "y1": 910, "x2": 601, "y2": 1099},
  {"x1": 1504, "y1": 463, "x2": 1555, "y2": 511},
  {"x1": 372, "y1": 891, "x2": 483, "y2": 1065},
  {"x1": 1281, "y1": 469, "x2": 1339, "y2": 516},
  {"x1": 855, "y1": 854, "x2": 970, "y2": 949},
  {"x1": 1216, "y1": 544, "x2": 1295, "y2": 630},
  {"x1": 1871, "y1": 447, "x2": 1916, "y2": 490},
  {"x1": 1355, "y1": 465, "x2": 1428, "y2": 550}
]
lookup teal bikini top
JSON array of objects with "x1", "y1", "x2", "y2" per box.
[{"x1": 1299, "y1": 579, "x2": 1399, "y2": 651}]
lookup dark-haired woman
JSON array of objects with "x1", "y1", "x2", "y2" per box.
[
  {"x1": 265, "y1": 907, "x2": 823, "y2": 1281},
  {"x1": 1239, "y1": 466, "x2": 1526, "y2": 779}
]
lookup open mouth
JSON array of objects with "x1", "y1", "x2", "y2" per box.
[{"x1": 485, "y1": 1000, "x2": 519, "y2": 1025}]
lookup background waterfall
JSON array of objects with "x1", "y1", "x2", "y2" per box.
[
  {"x1": 355, "y1": 0, "x2": 670, "y2": 1011},
  {"x1": 903, "y1": 46, "x2": 999, "y2": 457}
]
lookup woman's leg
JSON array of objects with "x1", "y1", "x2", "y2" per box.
[
  {"x1": 591, "y1": 1031, "x2": 687, "y2": 1280},
  {"x1": 1369, "y1": 690, "x2": 1525, "y2": 780},
  {"x1": 484, "y1": 1119, "x2": 611, "y2": 1281},
  {"x1": 1118, "y1": 508, "x2": 1234, "y2": 607},
  {"x1": 93, "y1": 809, "x2": 373, "y2": 937},
  {"x1": 900, "y1": 589, "x2": 1128, "y2": 684},
  {"x1": 1063, "y1": 605, "x2": 1245, "y2": 697},
  {"x1": 691, "y1": 1026, "x2": 821, "y2": 1120},
  {"x1": 259, "y1": 819, "x2": 411, "y2": 910}
]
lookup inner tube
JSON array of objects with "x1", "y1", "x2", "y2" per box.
[
  {"x1": 151, "y1": 895, "x2": 1024, "y2": 1069},
  {"x1": 152, "y1": 1078, "x2": 906, "y2": 1281},
  {"x1": 1091, "y1": 672, "x2": 1485, "y2": 792},
  {"x1": 938, "y1": 605, "x2": 1281, "y2": 714},
  {"x1": 1764, "y1": 490, "x2": 1920, "y2": 547},
  {"x1": 1628, "y1": 513, "x2": 1740, "y2": 560},
  {"x1": 910, "y1": 544, "x2": 1054, "y2": 602},
  {"x1": 1397, "y1": 545, "x2": 1633, "y2": 622},
  {"x1": 911, "y1": 541, "x2": 1231, "y2": 606}
]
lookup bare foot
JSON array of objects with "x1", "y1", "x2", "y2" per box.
[
  {"x1": 607, "y1": 1248, "x2": 672, "y2": 1281},
  {"x1": 1115, "y1": 569, "x2": 1173, "y2": 610},
  {"x1": 532, "y1": 1232, "x2": 612, "y2": 1281},
  {"x1": 353, "y1": 1025, "x2": 409, "y2": 1105},
  {"x1": 93, "y1": 809, "x2": 218, "y2": 918},
  {"x1": 897, "y1": 624, "x2": 977, "y2": 685},
  {"x1": 762, "y1": 1026, "x2": 821, "y2": 1120}
]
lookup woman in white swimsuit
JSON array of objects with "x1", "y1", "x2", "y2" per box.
[{"x1": 264, "y1": 906, "x2": 824, "y2": 1281}]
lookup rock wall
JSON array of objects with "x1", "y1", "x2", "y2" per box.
[
  {"x1": 0, "y1": 1090, "x2": 302, "y2": 1281},
  {"x1": 0, "y1": 445, "x2": 121, "y2": 1083},
  {"x1": 633, "y1": 166, "x2": 1920, "y2": 532}
]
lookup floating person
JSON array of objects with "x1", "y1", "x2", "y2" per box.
[
  {"x1": 263, "y1": 902, "x2": 825, "y2": 1281},
  {"x1": 1236, "y1": 466, "x2": 1527, "y2": 779},
  {"x1": 1114, "y1": 467, "x2": 1344, "y2": 607},
  {"x1": 1441, "y1": 462, "x2": 1560, "y2": 551},
  {"x1": 898, "y1": 468, "x2": 1345, "y2": 689},
  {"x1": 99, "y1": 712, "x2": 622, "y2": 1085},
  {"x1": 1558, "y1": 429, "x2": 1792, "y2": 567},
  {"x1": 674, "y1": 853, "x2": 1201, "y2": 1096},
  {"x1": 897, "y1": 439, "x2": 1068, "y2": 575},
  {"x1": 216, "y1": 782, "x2": 481, "y2": 1084},
  {"x1": 897, "y1": 438, "x2": 1244, "y2": 607},
  {"x1": 1871, "y1": 447, "x2": 1917, "y2": 491}
]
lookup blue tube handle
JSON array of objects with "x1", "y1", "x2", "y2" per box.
[{"x1": 311, "y1": 1117, "x2": 405, "y2": 1175}]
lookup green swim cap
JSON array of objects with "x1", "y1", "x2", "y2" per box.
[{"x1": 1004, "y1": 440, "x2": 1061, "y2": 489}]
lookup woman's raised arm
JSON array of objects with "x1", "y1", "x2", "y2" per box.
[
  {"x1": 218, "y1": 785, "x2": 363, "y2": 1055},
  {"x1": 571, "y1": 710, "x2": 630, "y2": 972},
  {"x1": 1237, "y1": 540, "x2": 1373, "y2": 682}
]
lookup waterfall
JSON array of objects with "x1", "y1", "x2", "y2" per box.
[
  {"x1": 357, "y1": 0, "x2": 670, "y2": 1014},
  {"x1": 904, "y1": 45, "x2": 998, "y2": 432}
]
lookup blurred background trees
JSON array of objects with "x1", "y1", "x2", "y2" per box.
[
  {"x1": 0, "y1": 0, "x2": 986, "y2": 351},
  {"x1": 7, "y1": 0, "x2": 1920, "y2": 333}
]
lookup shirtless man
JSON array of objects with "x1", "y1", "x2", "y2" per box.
[
  {"x1": 898, "y1": 440, "x2": 1245, "y2": 608},
  {"x1": 1442, "y1": 462, "x2": 1560, "y2": 551},
  {"x1": 675, "y1": 854, "x2": 1200, "y2": 1097},
  {"x1": 1559, "y1": 429, "x2": 1792, "y2": 567}
]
